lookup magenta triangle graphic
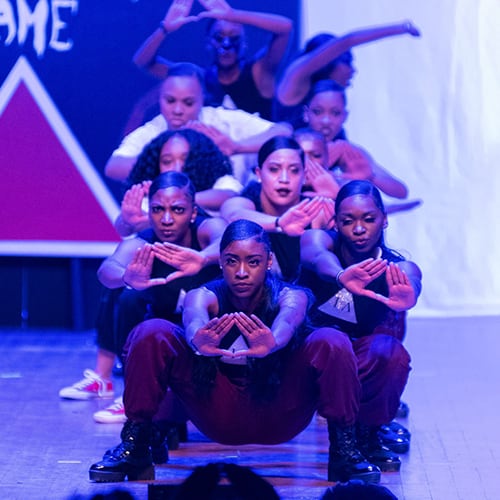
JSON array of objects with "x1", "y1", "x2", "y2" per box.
[{"x1": 0, "y1": 57, "x2": 121, "y2": 256}]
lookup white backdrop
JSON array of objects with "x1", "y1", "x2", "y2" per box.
[{"x1": 301, "y1": 0, "x2": 500, "y2": 317}]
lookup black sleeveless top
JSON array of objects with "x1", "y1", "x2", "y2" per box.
[
  {"x1": 240, "y1": 181, "x2": 302, "y2": 283},
  {"x1": 204, "y1": 59, "x2": 274, "y2": 121},
  {"x1": 138, "y1": 218, "x2": 221, "y2": 324},
  {"x1": 299, "y1": 233, "x2": 405, "y2": 338}
]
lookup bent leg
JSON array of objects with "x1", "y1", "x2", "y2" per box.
[
  {"x1": 123, "y1": 318, "x2": 194, "y2": 422},
  {"x1": 354, "y1": 334, "x2": 411, "y2": 426},
  {"x1": 296, "y1": 327, "x2": 361, "y2": 427}
]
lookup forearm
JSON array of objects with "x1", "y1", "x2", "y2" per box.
[
  {"x1": 278, "y1": 22, "x2": 414, "y2": 106},
  {"x1": 198, "y1": 240, "x2": 222, "y2": 268},
  {"x1": 233, "y1": 123, "x2": 292, "y2": 154},
  {"x1": 222, "y1": 202, "x2": 280, "y2": 232},
  {"x1": 300, "y1": 230, "x2": 342, "y2": 281},
  {"x1": 183, "y1": 310, "x2": 207, "y2": 345},
  {"x1": 195, "y1": 189, "x2": 237, "y2": 211},
  {"x1": 97, "y1": 259, "x2": 127, "y2": 289},
  {"x1": 104, "y1": 155, "x2": 137, "y2": 182},
  {"x1": 227, "y1": 9, "x2": 292, "y2": 34},
  {"x1": 114, "y1": 214, "x2": 150, "y2": 237},
  {"x1": 371, "y1": 166, "x2": 408, "y2": 199},
  {"x1": 336, "y1": 22, "x2": 415, "y2": 56},
  {"x1": 132, "y1": 27, "x2": 167, "y2": 69},
  {"x1": 182, "y1": 289, "x2": 214, "y2": 344},
  {"x1": 271, "y1": 290, "x2": 308, "y2": 350}
]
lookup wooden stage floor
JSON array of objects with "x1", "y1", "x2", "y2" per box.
[{"x1": 0, "y1": 316, "x2": 499, "y2": 500}]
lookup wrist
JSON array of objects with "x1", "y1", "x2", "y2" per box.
[
  {"x1": 189, "y1": 337, "x2": 202, "y2": 356},
  {"x1": 335, "y1": 270, "x2": 345, "y2": 288},
  {"x1": 275, "y1": 217, "x2": 283, "y2": 233},
  {"x1": 122, "y1": 276, "x2": 133, "y2": 290},
  {"x1": 159, "y1": 21, "x2": 169, "y2": 35}
]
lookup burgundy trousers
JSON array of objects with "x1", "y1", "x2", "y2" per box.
[{"x1": 123, "y1": 319, "x2": 410, "y2": 445}]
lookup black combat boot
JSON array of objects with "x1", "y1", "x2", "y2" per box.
[
  {"x1": 150, "y1": 422, "x2": 170, "y2": 464},
  {"x1": 328, "y1": 422, "x2": 381, "y2": 483},
  {"x1": 378, "y1": 420, "x2": 410, "y2": 453},
  {"x1": 89, "y1": 420, "x2": 155, "y2": 482},
  {"x1": 357, "y1": 423, "x2": 401, "y2": 472}
]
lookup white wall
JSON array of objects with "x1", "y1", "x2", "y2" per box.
[{"x1": 301, "y1": 0, "x2": 500, "y2": 317}]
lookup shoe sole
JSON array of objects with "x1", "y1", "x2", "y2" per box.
[
  {"x1": 382, "y1": 441, "x2": 410, "y2": 454},
  {"x1": 372, "y1": 460, "x2": 402, "y2": 472},
  {"x1": 328, "y1": 469, "x2": 381, "y2": 484},
  {"x1": 93, "y1": 415, "x2": 127, "y2": 424},
  {"x1": 89, "y1": 465, "x2": 155, "y2": 482},
  {"x1": 59, "y1": 392, "x2": 115, "y2": 401}
]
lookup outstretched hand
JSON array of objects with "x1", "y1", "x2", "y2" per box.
[
  {"x1": 121, "y1": 182, "x2": 150, "y2": 229},
  {"x1": 231, "y1": 312, "x2": 276, "y2": 358},
  {"x1": 192, "y1": 314, "x2": 236, "y2": 356},
  {"x1": 305, "y1": 158, "x2": 340, "y2": 199},
  {"x1": 339, "y1": 258, "x2": 388, "y2": 295},
  {"x1": 122, "y1": 244, "x2": 168, "y2": 290},
  {"x1": 279, "y1": 197, "x2": 324, "y2": 236},
  {"x1": 329, "y1": 141, "x2": 374, "y2": 181},
  {"x1": 359, "y1": 262, "x2": 417, "y2": 311},
  {"x1": 184, "y1": 121, "x2": 236, "y2": 156},
  {"x1": 162, "y1": 0, "x2": 200, "y2": 32},
  {"x1": 152, "y1": 242, "x2": 205, "y2": 283},
  {"x1": 197, "y1": 0, "x2": 233, "y2": 20},
  {"x1": 403, "y1": 20, "x2": 421, "y2": 37}
]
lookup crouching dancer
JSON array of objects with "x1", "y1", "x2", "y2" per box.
[{"x1": 88, "y1": 219, "x2": 381, "y2": 484}]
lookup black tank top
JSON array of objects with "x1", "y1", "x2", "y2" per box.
[{"x1": 204, "y1": 59, "x2": 274, "y2": 121}]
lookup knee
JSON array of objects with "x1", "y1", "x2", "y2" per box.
[
  {"x1": 367, "y1": 335, "x2": 411, "y2": 370},
  {"x1": 126, "y1": 319, "x2": 183, "y2": 352},
  {"x1": 305, "y1": 328, "x2": 354, "y2": 363}
]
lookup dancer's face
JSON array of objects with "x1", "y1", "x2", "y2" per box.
[
  {"x1": 159, "y1": 76, "x2": 203, "y2": 130},
  {"x1": 304, "y1": 90, "x2": 348, "y2": 142},
  {"x1": 208, "y1": 20, "x2": 245, "y2": 69},
  {"x1": 256, "y1": 148, "x2": 304, "y2": 210},
  {"x1": 149, "y1": 186, "x2": 196, "y2": 245},
  {"x1": 159, "y1": 135, "x2": 190, "y2": 173},
  {"x1": 220, "y1": 237, "x2": 271, "y2": 300},
  {"x1": 334, "y1": 194, "x2": 387, "y2": 257}
]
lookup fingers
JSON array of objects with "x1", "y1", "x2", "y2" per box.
[
  {"x1": 148, "y1": 277, "x2": 168, "y2": 287},
  {"x1": 152, "y1": 241, "x2": 182, "y2": 258},
  {"x1": 232, "y1": 312, "x2": 256, "y2": 335},
  {"x1": 211, "y1": 313, "x2": 236, "y2": 335},
  {"x1": 387, "y1": 262, "x2": 409, "y2": 286},
  {"x1": 164, "y1": 271, "x2": 185, "y2": 284}
]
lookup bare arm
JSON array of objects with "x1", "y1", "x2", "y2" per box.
[
  {"x1": 360, "y1": 260, "x2": 422, "y2": 311},
  {"x1": 221, "y1": 196, "x2": 324, "y2": 236},
  {"x1": 220, "y1": 196, "x2": 278, "y2": 231},
  {"x1": 370, "y1": 162, "x2": 408, "y2": 199},
  {"x1": 197, "y1": 0, "x2": 292, "y2": 97},
  {"x1": 104, "y1": 155, "x2": 138, "y2": 182},
  {"x1": 277, "y1": 21, "x2": 420, "y2": 106},
  {"x1": 196, "y1": 216, "x2": 227, "y2": 266},
  {"x1": 132, "y1": 0, "x2": 199, "y2": 79},
  {"x1": 151, "y1": 216, "x2": 226, "y2": 282},
  {"x1": 233, "y1": 122, "x2": 292, "y2": 154},
  {"x1": 330, "y1": 141, "x2": 408, "y2": 199},
  {"x1": 185, "y1": 120, "x2": 292, "y2": 157},
  {"x1": 97, "y1": 237, "x2": 166, "y2": 290},
  {"x1": 195, "y1": 188, "x2": 237, "y2": 212},
  {"x1": 269, "y1": 287, "x2": 308, "y2": 350},
  {"x1": 227, "y1": 287, "x2": 309, "y2": 358},
  {"x1": 183, "y1": 288, "x2": 217, "y2": 342},
  {"x1": 300, "y1": 228, "x2": 342, "y2": 281}
]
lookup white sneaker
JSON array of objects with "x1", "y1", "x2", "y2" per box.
[
  {"x1": 59, "y1": 369, "x2": 114, "y2": 400},
  {"x1": 93, "y1": 397, "x2": 126, "y2": 424}
]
